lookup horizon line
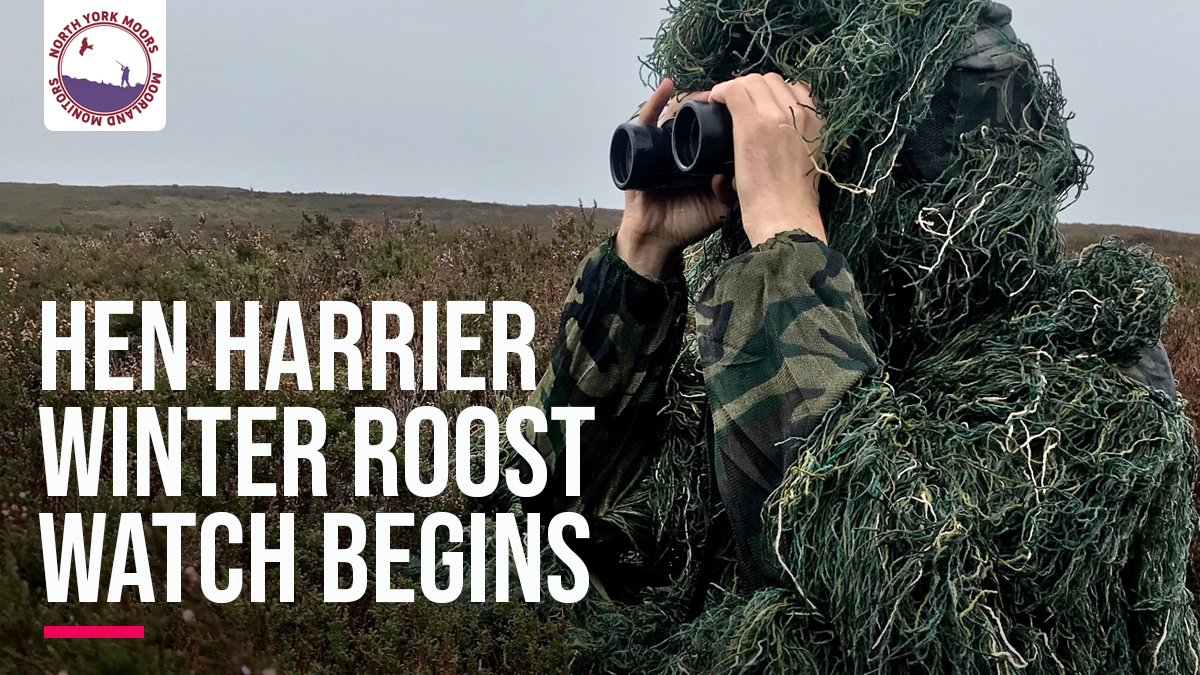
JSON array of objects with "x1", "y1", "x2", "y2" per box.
[{"x1": 0, "y1": 181, "x2": 1195, "y2": 236}]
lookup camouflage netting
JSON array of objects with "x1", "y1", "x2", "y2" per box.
[{"x1": 476, "y1": 1, "x2": 1200, "y2": 673}]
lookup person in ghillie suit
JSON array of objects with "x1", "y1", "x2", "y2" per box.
[{"x1": 477, "y1": 2, "x2": 1199, "y2": 672}]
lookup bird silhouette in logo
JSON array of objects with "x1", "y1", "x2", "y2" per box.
[{"x1": 79, "y1": 36, "x2": 95, "y2": 56}]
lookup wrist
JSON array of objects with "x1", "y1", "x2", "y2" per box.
[
  {"x1": 614, "y1": 221, "x2": 681, "y2": 279},
  {"x1": 742, "y1": 201, "x2": 825, "y2": 247}
]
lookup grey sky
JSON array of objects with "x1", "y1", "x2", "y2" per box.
[{"x1": 2, "y1": 1, "x2": 1197, "y2": 233}]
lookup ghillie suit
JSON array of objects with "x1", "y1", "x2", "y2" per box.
[{"x1": 475, "y1": 1, "x2": 1200, "y2": 673}]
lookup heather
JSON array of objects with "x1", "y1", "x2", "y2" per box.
[
  {"x1": 0, "y1": 209, "x2": 599, "y2": 675},
  {"x1": 0, "y1": 205, "x2": 1196, "y2": 674}
]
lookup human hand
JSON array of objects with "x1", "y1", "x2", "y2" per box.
[
  {"x1": 615, "y1": 78, "x2": 735, "y2": 279},
  {"x1": 709, "y1": 73, "x2": 825, "y2": 246}
]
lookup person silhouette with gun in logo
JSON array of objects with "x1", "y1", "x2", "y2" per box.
[{"x1": 116, "y1": 61, "x2": 131, "y2": 88}]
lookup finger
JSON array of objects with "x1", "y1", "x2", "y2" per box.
[
  {"x1": 767, "y1": 75, "x2": 819, "y2": 136},
  {"x1": 662, "y1": 89, "x2": 714, "y2": 124},
  {"x1": 790, "y1": 82, "x2": 822, "y2": 131},
  {"x1": 637, "y1": 78, "x2": 675, "y2": 127},
  {"x1": 790, "y1": 81, "x2": 825, "y2": 139},
  {"x1": 733, "y1": 74, "x2": 774, "y2": 112},
  {"x1": 710, "y1": 79, "x2": 754, "y2": 114},
  {"x1": 763, "y1": 73, "x2": 803, "y2": 117},
  {"x1": 790, "y1": 80, "x2": 815, "y2": 108},
  {"x1": 661, "y1": 94, "x2": 682, "y2": 123}
]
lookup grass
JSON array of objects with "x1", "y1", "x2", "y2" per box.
[{"x1": 0, "y1": 183, "x2": 1198, "y2": 675}]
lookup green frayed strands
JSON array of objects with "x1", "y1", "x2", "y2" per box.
[
  {"x1": 490, "y1": 1, "x2": 1199, "y2": 672},
  {"x1": 560, "y1": 243, "x2": 1198, "y2": 674}
]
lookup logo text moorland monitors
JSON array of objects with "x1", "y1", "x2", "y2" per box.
[{"x1": 44, "y1": 0, "x2": 166, "y2": 131}]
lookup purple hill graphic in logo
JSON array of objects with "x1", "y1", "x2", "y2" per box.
[
  {"x1": 60, "y1": 75, "x2": 144, "y2": 113},
  {"x1": 58, "y1": 23, "x2": 150, "y2": 115}
]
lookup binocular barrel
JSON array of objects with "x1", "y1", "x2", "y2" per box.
[
  {"x1": 609, "y1": 119, "x2": 687, "y2": 191},
  {"x1": 610, "y1": 101, "x2": 735, "y2": 191}
]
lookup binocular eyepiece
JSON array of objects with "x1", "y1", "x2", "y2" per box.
[{"x1": 610, "y1": 101, "x2": 734, "y2": 191}]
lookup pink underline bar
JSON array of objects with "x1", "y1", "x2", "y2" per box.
[{"x1": 44, "y1": 626, "x2": 145, "y2": 638}]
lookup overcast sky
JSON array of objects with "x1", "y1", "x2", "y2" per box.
[{"x1": 1, "y1": 1, "x2": 1197, "y2": 233}]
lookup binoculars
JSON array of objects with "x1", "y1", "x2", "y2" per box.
[{"x1": 610, "y1": 101, "x2": 735, "y2": 191}]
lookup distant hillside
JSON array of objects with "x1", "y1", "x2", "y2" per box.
[
  {"x1": 0, "y1": 183, "x2": 623, "y2": 235},
  {"x1": 1059, "y1": 223, "x2": 1200, "y2": 259},
  {"x1": 2, "y1": 182, "x2": 1197, "y2": 262}
]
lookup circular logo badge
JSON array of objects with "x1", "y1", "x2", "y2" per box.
[{"x1": 45, "y1": 9, "x2": 164, "y2": 130}]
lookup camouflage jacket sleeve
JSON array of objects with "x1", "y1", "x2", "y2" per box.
[
  {"x1": 520, "y1": 236, "x2": 688, "y2": 525},
  {"x1": 695, "y1": 230, "x2": 879, "y2": 587}
]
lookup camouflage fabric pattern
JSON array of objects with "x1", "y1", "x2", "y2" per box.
[
  {"x1": 694, "y1": 231, "x2": 878, "y2": 586},
  {"x1": 1123, "y1": 341, "x2": 1178, "y2": 399},
  {"x1": 898, "y1": 2, "x2": 1037, "y2": 183},
  {"x1": 515, "y1": 238, "x2": 694, "y2": 596},
  {"x1": 521, "y1": 230, "x2": 879, "y2": 591},
  {"x1": 522, "y1": 239, "x2": 688, "y2": 519}
]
